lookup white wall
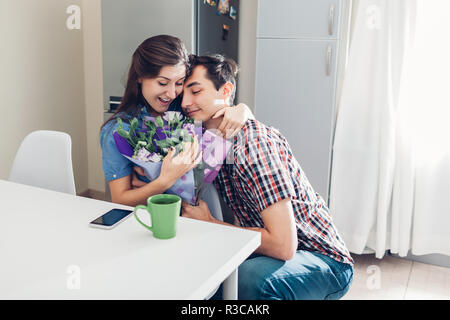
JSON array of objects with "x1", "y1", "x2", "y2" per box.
[
  {"x1": 238, "y1": 0, "x2": 258, "y2": 112},
  {"x1": 0, "y1": 0, "x2": 89, "y2": 192},
  {"x1": 82, "y1": 0, "x2": 105, "y2": 193}
]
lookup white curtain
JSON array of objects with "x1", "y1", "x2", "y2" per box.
[{"x1": 330, "y1": 0, "x2": 450, "y2": 258}]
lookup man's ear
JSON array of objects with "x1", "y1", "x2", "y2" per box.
[{"x1": 221, "y1": 82, "x2": 234, "y2": 101}]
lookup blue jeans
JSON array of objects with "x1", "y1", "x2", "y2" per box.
[{"x1": 237, "y1": 250, "x2": 353, "y2": 300}]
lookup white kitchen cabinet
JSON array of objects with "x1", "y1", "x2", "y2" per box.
[
  {"x1": 254, "y1": 0, "x2": 344, "y2": 202},
  {"x1": 257, "y1": 0, "x2": 341, "y2": 39}
]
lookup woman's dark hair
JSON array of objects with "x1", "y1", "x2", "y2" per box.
[
  {"x1": 101, "y1": 35, "x2": 189, "y2": 129},
  {"x1": 187, "y1": 54, "x2": 239, "y2": 104}
]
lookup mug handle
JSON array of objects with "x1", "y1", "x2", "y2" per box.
[{"x1": 133, "y1": 205, "x2": 153, "y2": 232}]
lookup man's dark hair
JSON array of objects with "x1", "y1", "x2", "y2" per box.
[{"x1": 187, "y1": 54, "x2": 239, "y2": 104}]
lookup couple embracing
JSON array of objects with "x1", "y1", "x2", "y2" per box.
[{"x1": 100, "y1": 35, "x2": 354, "y2": 300}]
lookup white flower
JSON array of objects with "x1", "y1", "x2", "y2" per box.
[
  {"x1": 163, "y1": 111, "x2": 183, "y2": 123},
  {"x1": 134, "y1": 147, "x2": 151, "y2": 161},
  {"x1": 147, "y1": 152, "x2": 163, "y2": 162},
  {"x1": 134, "y1": 147, "x2": 163, "y2": 162}
]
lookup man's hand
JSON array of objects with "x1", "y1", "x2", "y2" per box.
[
  {"x1": 131, "y1": 166, "x2": 147, "y2": 189},
  {"x1": 181, "y1": 199, "x2": 214, "y2": 222}
]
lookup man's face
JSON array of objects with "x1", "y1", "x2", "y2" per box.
[{"x1": 181, "y1": 66, "x2": 226, "y2": 122}]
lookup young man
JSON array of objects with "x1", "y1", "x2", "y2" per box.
[{"x1": 181, "y1": 54, "x2": 354, "y2": 300}]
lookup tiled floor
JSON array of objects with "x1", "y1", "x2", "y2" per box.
[{"x1": 342, "y1": 253, "x2": 450, "y2": 300}]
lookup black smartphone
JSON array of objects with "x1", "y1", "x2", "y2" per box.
[{"x1": 89, "y1": 208, "x2": 133, "y2": 229}]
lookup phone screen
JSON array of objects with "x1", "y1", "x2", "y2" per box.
[{"x1": 90, "y1": 209, "x2": 132, "y2": 227}]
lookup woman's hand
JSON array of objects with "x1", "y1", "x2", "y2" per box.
[
  {"x1": 157, "y1": 137, "x2": 202, "y2": 188},
  {"x1": 212, "y1": 103, "x2": 254, "y2": 138},
  {"x1": 110, "y1": 140, "x2": 201, "y2": 206}
]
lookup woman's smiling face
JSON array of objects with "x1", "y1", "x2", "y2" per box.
[{"x1": 139, "y1": 64, "x2": 186, "y2": 116}]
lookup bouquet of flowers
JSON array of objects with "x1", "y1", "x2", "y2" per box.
[{"x1": 112, "y1": 111, "x2": 232, "y2": 205}]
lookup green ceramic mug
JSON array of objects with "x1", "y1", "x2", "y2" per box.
[{"x1": 133, "y1": 194, "x2": 181, "y2": 239}]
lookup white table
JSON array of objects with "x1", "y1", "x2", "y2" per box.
[{"x1": 0, "y1": 180, "x2": 260, "y2": 299}]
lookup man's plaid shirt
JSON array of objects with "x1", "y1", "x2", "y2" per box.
[{"x1": 214, "y1": 119, "x2": 354, "y2": 266}]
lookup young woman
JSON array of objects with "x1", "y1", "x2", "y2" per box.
[{"x1": 100, "y1": 35, "x2": 253, "y2": 207}]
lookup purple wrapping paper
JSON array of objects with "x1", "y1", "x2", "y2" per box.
[
  {"x1": 126, "y1": 154, "x2": 195, "y2": 203},
  {"x1": 113, "y1": 116, "x2": 232, "y2": 205},
  {"x1": 200, "y1": 130, "x2": 233, "y2": 183},
  {"x1": 113, "y1": 132, "x2": 133, "y2": 157}
]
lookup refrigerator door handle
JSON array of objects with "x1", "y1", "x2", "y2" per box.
[
  {"x1": 329, "y1": 4, "x2": 335, "y2": 36},
  {"x1": 326, "y1": 44, "x2": 332, "y2": 76}
]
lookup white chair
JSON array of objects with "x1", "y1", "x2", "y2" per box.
[{"x1": 9, "y1": 130, "x2": 76, "y2": 195}]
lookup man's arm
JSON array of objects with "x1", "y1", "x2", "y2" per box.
[
  {"x1": 247, "y1": 198, "x2": 298, "y2": 260},
  {"x1": 181, "y1": 198, "x2": 298, "y2": 261}
]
